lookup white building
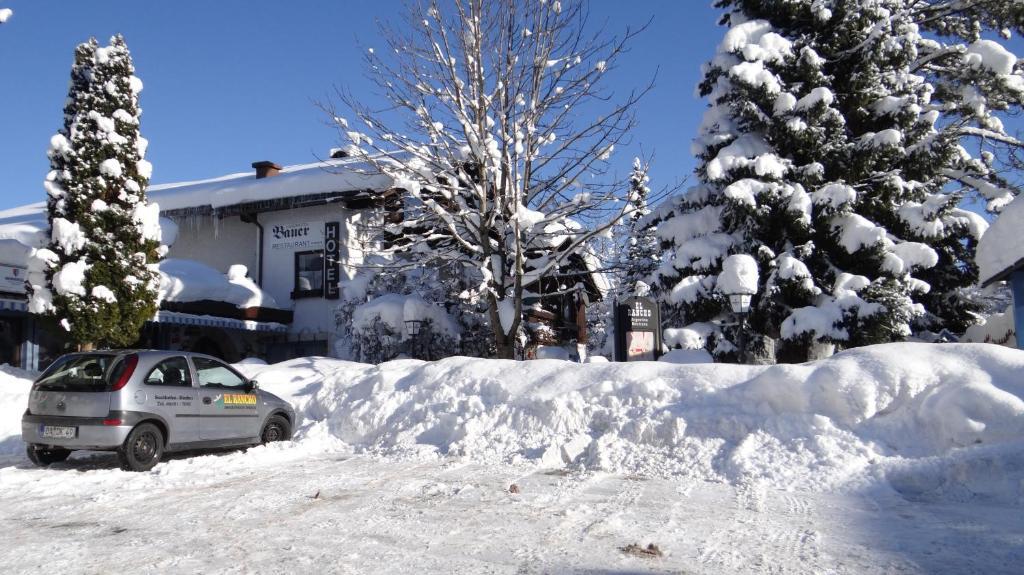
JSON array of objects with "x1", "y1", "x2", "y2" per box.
[{"x1": 0, "y1": 155, "x2": 398, "y2": 369}]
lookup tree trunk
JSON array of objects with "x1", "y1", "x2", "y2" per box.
[
  {"x1": 488, "y1": 295, "x2": 516, "y2": 359},
  {"x1": 494, "y1": 337, "x2": 515, "y2": 359}
]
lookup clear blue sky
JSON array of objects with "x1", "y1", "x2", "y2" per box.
[{"x1": 0, "y1": 0, "x2": 721, "y2": 211}]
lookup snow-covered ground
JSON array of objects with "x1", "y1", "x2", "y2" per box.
[{"x1": 2, "y1": 343, "x2": 1023, "y2": 573}]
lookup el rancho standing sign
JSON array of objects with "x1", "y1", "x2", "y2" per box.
[{"x1": 613, "y1": 297, "x2": 662, "y2": 361}]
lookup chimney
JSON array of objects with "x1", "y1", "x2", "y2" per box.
[{"x1": 252, "y1": 161, "x2": 283, "y2": 179}]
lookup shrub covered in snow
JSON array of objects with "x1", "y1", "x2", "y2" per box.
[
  {"x1": 650, "y1": 1, "x2": 1019, "y2": 361},
  {"x1": 29, "y1": 35, "x2": 163, "y2": 348},
  {"x1": 348, "y1": 293, "x2": 461, "y2": 363}
]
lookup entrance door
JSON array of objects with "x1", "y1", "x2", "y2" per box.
[
  {"x1": 0, "y1": 316, "x2": 23, "y2": 367},
  {"x1": 192, "y1": 356, "x2": 259, "y2": 441}
]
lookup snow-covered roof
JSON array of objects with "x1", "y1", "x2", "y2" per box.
[
  {"x1": 0, "y1": 156, "x2": 397, "y2": 262},
  {"x1": 978, "y1": 196, "x2": 1024, "y2": 285},
  {"x1": 148, "y1": 156, "x2": 394, "y2": 212},
  {"x1": 0, "y1": 201, "x2": 47, "y2": 251}
]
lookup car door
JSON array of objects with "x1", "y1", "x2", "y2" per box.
[
  {"x1": 141, "y1": 356, "x2": 199, "y2": 445},
  {"x1": 192, "y1": 356, "x2": 259, "y2": 441}
]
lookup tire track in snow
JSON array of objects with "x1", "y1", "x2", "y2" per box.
[{"x1": 510, "y1": 471, "x2": 645, "y2": 573}]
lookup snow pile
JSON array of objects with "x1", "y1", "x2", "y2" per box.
[
  {"x1": 977, "y1": 195, "x2": 1024, "y2": 284},
  {"x1": 2, "y1": 343, "x2": 1023, "y2": 502},
  {"x1": 0, "y1": 365, "x2": 36, "y2": 455},
  {"x1": 717, "y1": 254, "x2": 759, "y2": 295},
  {"x1": 240, "y1": 342, "x2": 1024, "y2": 496},
  {"x1": 658, "y1": 348, "x2": 713, "y2": 364},
  {"x1": 158, "y1": 259, "x2": 282, "y2": 309}
]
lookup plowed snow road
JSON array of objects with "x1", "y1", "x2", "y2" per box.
[{"x1": 0, "y1": 446, "x2": 1020, "y2": 574}]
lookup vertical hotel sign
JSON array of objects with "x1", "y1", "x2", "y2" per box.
[{"x1": 323, "y1": 222, "x2": 340, "y2": 299}]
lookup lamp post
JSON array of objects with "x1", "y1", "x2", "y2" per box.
[
  {"x1": 717, "y1": 253, "x2": 760, "y2": 365},
  {"x1": 727, "y1": 292, "x2": 752, "y2": 364},
  {"x1": 404, "y1": 319, "x2": 423, "y2": 358}
]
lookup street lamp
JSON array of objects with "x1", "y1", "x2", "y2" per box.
[
  {"x1": 728, "y1": 293, "x2": 752, "y2": 315},
  {"x1": 718, "y1": 254, "x2": 759, "y2": 365},
  {"x1": 405, "y1": 320, "x2": 424, "y2": 358},
  {"x1": 727, "y1": 292, "x2": 752, "y2": 364}
]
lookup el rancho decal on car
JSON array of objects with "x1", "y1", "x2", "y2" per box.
[{"x1": 213, "y1": 393, "x2": 257, "y2": 409}]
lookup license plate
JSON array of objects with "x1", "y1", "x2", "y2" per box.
[{"x1": 40, "y1": 425, "x2": 76, "y2": 439}]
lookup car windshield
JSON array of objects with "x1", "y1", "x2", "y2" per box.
[{"x1": 33, "y1": 353, "x2": 123, "y2": 392}]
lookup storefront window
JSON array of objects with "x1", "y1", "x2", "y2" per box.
[{"x1": 293, "y1": 251, "x2": 324, "y2": 298}]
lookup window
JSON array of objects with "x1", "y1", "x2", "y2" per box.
[
  {"x1": 33, "y1": 353, "x2": 120, "y2": 392},
  {"x1": 144, "y1": 357, "x2": 193, "y2": 387},
  {"x1": 193, "y1": 357, "x2": 247, "y2": 389},
  {"x1": 293, "y1": 250, "x2": 323, "y2": 298}
]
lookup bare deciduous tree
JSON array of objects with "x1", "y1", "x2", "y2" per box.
[{"x1": 325, "y1": 0, "x2": 652, "y2": 358}]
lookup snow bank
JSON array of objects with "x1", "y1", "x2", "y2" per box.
[
  {"x1": 0, "y1": 365, "x2": 36, "y2": 455},
  {"x1": 240, "y1": 342, "x2": 1024, "y2": 497},
  {"x1": 5, "y1": 344, "x2": 1023, "y2": 503}
]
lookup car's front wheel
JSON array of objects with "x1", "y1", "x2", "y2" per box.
[
  {"x1": 260, "y1": 414, "x2": 292, "y2": 444},
  {"x1": 26, "y1": 445, "x2": 71, "y2": 467},
  {"x1": 117, "y1": 423, "x2": 164, "y2": 472}
]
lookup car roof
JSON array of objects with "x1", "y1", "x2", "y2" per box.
[{"x1": 58, "y1": 350, "x2": 226, "y2": 362}]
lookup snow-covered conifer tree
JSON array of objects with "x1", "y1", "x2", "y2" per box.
[
  {"x1": 623, "y1": 158, "x2": 660, "y2": 292},
  {"x1": 329, "y1": 0, "x2": 650, "y2": 358},
  {"x1": 652, "y1": 0, "x2": 1022, "y2": 362},
  {"x1": 30, "y1": 35, "x2": 163, "y2": 349}
]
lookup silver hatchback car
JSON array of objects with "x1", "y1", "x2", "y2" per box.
[{"x1": 22, "y1": 350, "x2": 295, "y2": 471}]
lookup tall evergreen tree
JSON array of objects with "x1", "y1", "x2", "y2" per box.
[
  {"x1": 29, "y1": 35, "x2": 163, "y2": 349},
  {"x1": 652, "y1": 0, "x2": 1022, "y2": 361},
  {"x1": 623, "y1": 157, "x2": 660, "y2": 292}
]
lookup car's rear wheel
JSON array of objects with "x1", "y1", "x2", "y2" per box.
[
  {"x1": 26, "y1": 445, "x2": 71, "y2": 467},
  {"x1": 260, "y1": 414, "x2": 291, "y2": 444},
  {"x1": 117, "y1": 423, "x2": 164, "y2": 472}
]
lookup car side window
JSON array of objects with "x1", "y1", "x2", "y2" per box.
[
  {"x1": 193, "y1": 357, "x2": 247, "y2": 389},
  {"x1": 144, "y1": 357, "x2": 194, "y2": 387}
]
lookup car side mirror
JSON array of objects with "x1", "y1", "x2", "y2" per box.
[{"x1": 244, "y1": 379, "x2": 258, "y2": 393}]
